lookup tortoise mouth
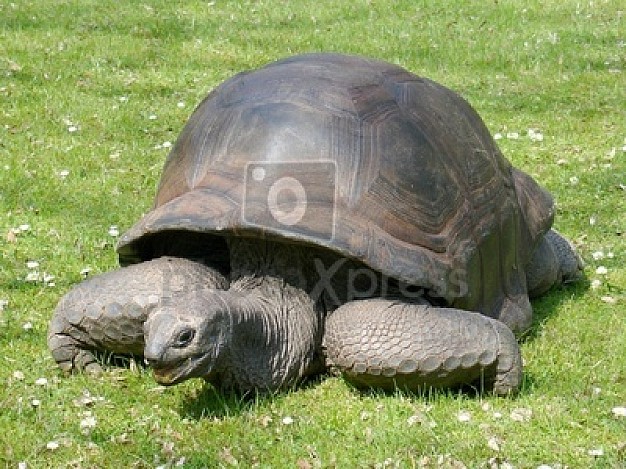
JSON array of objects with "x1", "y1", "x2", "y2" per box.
[{"x1": 150, "y1": 353, "x2": 214, "y2": 386}]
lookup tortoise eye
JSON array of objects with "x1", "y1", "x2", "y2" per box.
[{"x1": 174, "y1": 328, "x2": 195, "y2": 348}]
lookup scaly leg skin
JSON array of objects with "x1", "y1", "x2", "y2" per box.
[
  {"x1": 526, "y1": 229, "x2": 584, "y2": 298},
  {"x1": 48, "y1": 257, "x2": 228, "y2": 374},
  {"x1": 324, "y1": 298, "x2": 522, "y2": 395}
]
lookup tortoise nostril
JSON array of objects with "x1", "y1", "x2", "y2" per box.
[
  {"x1": 174, "y1": 328, "x2": 195, "y2": 348},
  {"x1": 143, "y1": 347, "x2": 163, "y2": 365},
  {"x1": 144, "y1": 356, "x2": 157, "y2": 367}
]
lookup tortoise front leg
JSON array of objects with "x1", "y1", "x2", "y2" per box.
[
  {"x1": 324, "y1": 298, "x2": 522, "y2": 395},
  {"x1": 48, "y1": 257, "x2": 228, "y2": 374}
]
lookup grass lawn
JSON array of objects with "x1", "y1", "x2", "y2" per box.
[{"x1": 1, "y1": 0, "x2": 624, "y2": 467}]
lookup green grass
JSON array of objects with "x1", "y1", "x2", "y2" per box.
[{"x1": 1, "y1": 0, "x2": 624, "y2": 467}]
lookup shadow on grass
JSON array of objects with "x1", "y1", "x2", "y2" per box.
[
  {"x1": 521, "y1": 279, "x2": 589, "y2": 343},
  {"x1": 178, "y1": 385, "x2": 256, "y2": 420},
  {"x1": 178, "y1": 371, "x2": 533, "y2": 421},
  {"x1": 178, "y1": 373, "x2": 328, "y2": 420},
  {"x1": 346, "y1": 381, "x2": 481, "y2": 401},
  {"x1": 342, "y1": 371, "x2": 535, "y2": 402}
]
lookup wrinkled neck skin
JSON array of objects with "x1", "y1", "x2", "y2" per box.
[{"x1": 213, "y1": 238, "x2": 326, "y2": 392}]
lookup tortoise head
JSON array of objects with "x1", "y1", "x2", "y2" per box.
[{"x1": 143, "y1": 290, "x2": 232, "y2": 385}]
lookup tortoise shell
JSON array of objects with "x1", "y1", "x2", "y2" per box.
[{"x1": 117, "y1": 53, "x2": 553, "y2": 318}]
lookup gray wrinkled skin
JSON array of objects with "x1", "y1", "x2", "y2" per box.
[{"x1": 49, "y1": 230, "x2": 581, "y2": 395}]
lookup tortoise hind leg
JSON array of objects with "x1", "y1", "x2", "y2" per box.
[
  {"x1": 323, "y1": 298, "x2": 522, "y2": 395},
  {"x1": 48, "y1": 257, "x2": 228, "y2": 374},
  {"x1": 526, "y1": 229, "x2": 584, "y2": 298}
]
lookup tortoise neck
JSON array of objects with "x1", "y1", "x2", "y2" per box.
[
  {"x1": 225, "y1": 237, "x2": 392, "y2": 307},
  {"x1": 227, "y1": 237, "x2": 314, "y2": 293},
  {"x1": 217, "y1": 238, "x2": 325, "y2": 391}
]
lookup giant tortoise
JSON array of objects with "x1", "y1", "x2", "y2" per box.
[{"x1": 48, "y1": 53, "x2": 583, "y2": 395}]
